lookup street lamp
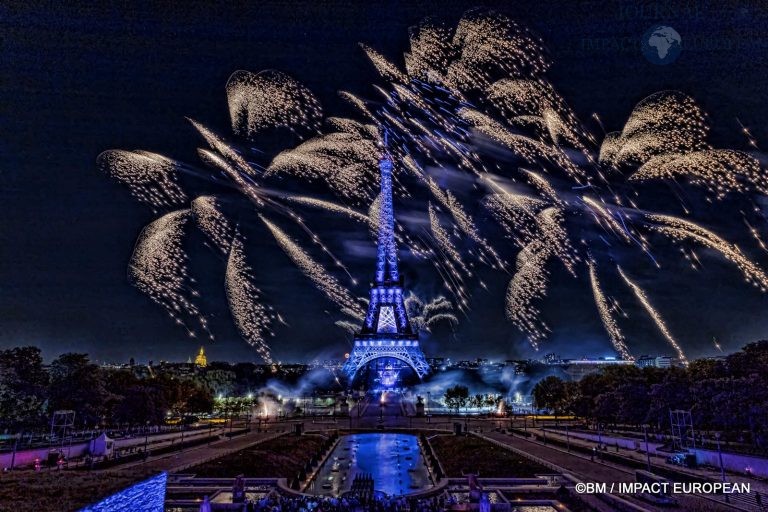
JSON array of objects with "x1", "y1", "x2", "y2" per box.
[
  {"x1": 715, "y1": 433, "x2": 726, "y2": 481},
  {"x1": 642, "y1": 425, "x2": 652, "y2": 472},
  {"x1": 143, "y1": 421, "x2": 150, "y2": 462},
  {"x1": 228, "y1": 399, "x2": 235, "y2": 437},
  {"x1": 597, "y1": 423, "x2": 603, "y2": 448}
]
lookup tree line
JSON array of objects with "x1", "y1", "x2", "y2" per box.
[
  {"x1": 531, "y1": 340, "x2": 768, "y2": 449},
  {"x1": 0, "y1": 347, "x2": 214, "y2": 432}
]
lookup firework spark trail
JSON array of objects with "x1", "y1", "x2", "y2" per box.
[
  {"x1": 459, "y1": 108, "x2": 586, "y2": 181},
  {"x1": 405, "y1": 18, "x2": 454, "y2": 82},
  {"x1": 647, "y1": 214, "x2": 768, "y2": 291},
  {"x1": 326, "y1": 117, "x2": 379, "y2": 139},
  {"x1": 445, "y1": 8, "x2": 550, "y2": 91},
  {"x1": 225, "y1": 238, "x2": 274, "y2": 362},
  {"x1": 405, "y1": 293, "x2": 458, "y2": 333},
  {"x1": 505, "y1": 242, "x2": 551, "y2": 349},
  {"x1": 226, "y1": 69, "x2": 323, "y2": 139},
  {"x1": 413, "y1": 231, "x2": 470, "y2": 310},
  {"x1": 191, "y1": 195, "x2": 234, "y2": 254},
  {"x1": 339, "y1": 90, "x2": 374, "y2": 119},
  {"x1": 334, "y1": 320, "x2": 361, "y2": 335},
  {"x1": 360, "y1": 43, "x2": 408, "y2": 83},
  {"x1": 631, "y1": 149, "x2": 766, "y2": 198},
  {"x1": 522, "y1": 169, "x2": 563, "y2": 206},
  {"x1": 198, "y1": 149, "x2": 265, "y2": 207},
  {"x1": 188, "y1": 118, "x2": 259, "y2": 178},
  {"x1": 618, "y1": 266, "x2": 687, "y2": 363},
  {"x1": 105, "y1": 9, "x2": 768, "y2": 360},
  {"x1": 283, "y1": 195, "x2": 369, "y2": 224},
  {"x1": 600, "y1": 91, "x2": 709, "y2": 167},
  {"x1": 419, "y1": 173, "x2": 504, "y2": 269},
  {"x1": 536, "y1": 207, "x2": 578, "y2": 276},
  {"x1": 260, "y1": 215, "x2": 365, "y2": 317},
  {"x1": 268, "y1": 132, "x2": 379, "y2": 202},
  {"x1": 743, "y1": 217, "x2": 768, "y2": 255},
  {"x1": 199, "y1": 146, "x2": 358, "y2": 282},
  {"x1": 588, "y1": 261, "x2": 632, "y2": 359},
  {"x1": 422, "y1": 295, "x2": 456, "y2": 318},
  {"x1": 128, "y1": 210, "x2": 211, "y2": 339},
  {"x1": 486, "y1": 78, "x2": 588, "y2": 151},
  {"x1": 482, "y1": 176, "x2": 548, "y2": 248},
  {"x1": 428, "y1": 203, "x2": 470, "y2": 274},
  {"x1": 442, "y1": 188, "x2": 505, "y2": 269},
  {"x1": 582, "y1": 196, "x2": 634, "y2": 244},
  {"x1": 504, "y1": 205, "x2": 581, "y2": 347},
  {"x1": 98, "y1": 150, "x2": 187, "y2": 209},
  {"x1": 272, "y1": 205, "x2": 358, "y2": 284},
  {"x1": 426, "y1": 313, "x2": 459, "y2": 328},
  {"x1": 483, "y1": 194, "x2": 538, "y2": 246}
]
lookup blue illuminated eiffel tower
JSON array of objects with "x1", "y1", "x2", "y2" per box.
[{"x1": 341, "y1": 143, "x2": 430, "y2": 382}]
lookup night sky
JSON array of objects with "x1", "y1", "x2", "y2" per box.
[{"x1": 3, "y1": 0, "x2": 768, "y2": 364}]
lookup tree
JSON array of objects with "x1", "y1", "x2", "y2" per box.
[
  {"x1": 444, "y1": 385, "x2": 469, "y2": 413},
  {"x1": 166, "y1": 379, "x2": 214, "y2": 417},
  {"x1": 48, "y1": 353, "x2": 113, "y2": 427},
  {"x1": 0, "y1": 347, "x2": 49, "y2": 430},
  {"x1": 646, "y1": 368, "x2": 691, "y2": 428},
  {"x1": 727, "y1": 340, "x2": 768, "y2": 378},
  {"x1": 200, "y1": 369, "x2": 236, "y2": 397},
  {"x1": 532, "y1": 376, "x2": 566, "y2": 413}
]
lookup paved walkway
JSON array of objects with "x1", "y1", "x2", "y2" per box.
[
  {"x1": 529, "y1": 427, "x2": 768, "y2": 512},
  {"x1": 481, "y1": 430, "x2": 746, "y2": 512},
  {"x1": 115, "y1": 429, "x2": 281, "y2": 473}
]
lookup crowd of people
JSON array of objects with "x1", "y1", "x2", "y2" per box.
[{"x1": 241, "y1": 491, "x2": 449, "y2": 511}]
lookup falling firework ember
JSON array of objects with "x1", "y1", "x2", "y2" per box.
[
  {"x1": 589, "y1": 261, "x2": 631, "y2": 360},
  {"x1": 260, "y1": 215, "x2": 365, "y2": 319},
  {"x1": 191, "y1": 196, "x2": 235, "y2": 254},
  {"x1": 226, "y1": 238, "x2": 275, "y2": 362},
  {"x1": 227, "y1": 69, "x2": 323, "y2": 139},
  {"x1": 98, "y1": 150, "x2": 188, "y2": 210},
  {"x1": 128, "y1": 210, "x2": 211, "y2": 340},
  {"x1": 618, "y1": 267, "x2": 687, "y2": 364}
]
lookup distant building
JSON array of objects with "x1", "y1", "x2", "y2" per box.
[
  {"x1": 194, "y1": 346, "x2": 208, "y2": 367},
  {"x1": 636, "y1": 355, "x2": 675, "y2": 369},
  {"x1": 504, "y1": 360, "x2": 530, "y2": 375},
  {"x1": 427, "y1": 357, "x2": 448, "y2": 371},
  {"x1": 636, "y1": 355, "x2": 656, "y2": 368},
  {"x1": 553, "y1": 356, "x2": 634, "y2": 380}
]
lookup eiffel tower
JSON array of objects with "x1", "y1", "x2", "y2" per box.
[{"x1": 341, "y1": 143, "x2": 430, "y2": 382}]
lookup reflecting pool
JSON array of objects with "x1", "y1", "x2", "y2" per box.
[{"x1": 307, "y1": 433, "x2": 433, "y2": 497}]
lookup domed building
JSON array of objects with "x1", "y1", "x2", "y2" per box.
[{"x1": 194, "y1": 346, "x2": 208, "y2": 367}]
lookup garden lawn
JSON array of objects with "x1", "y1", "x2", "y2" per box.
[
  {"x1": 188, "y1": 434, "x2": 326, "y2": 478},
  {"x1": 0, "y1": 469, "x2": 157, "y2": 512},
  {"x1": 430, "y1": 434, "x2": 549, "y2": 477}
]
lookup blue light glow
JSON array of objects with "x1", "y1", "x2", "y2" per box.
[{"x1": 80, "y1": 472, "x2": 167, "y2": 512}]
